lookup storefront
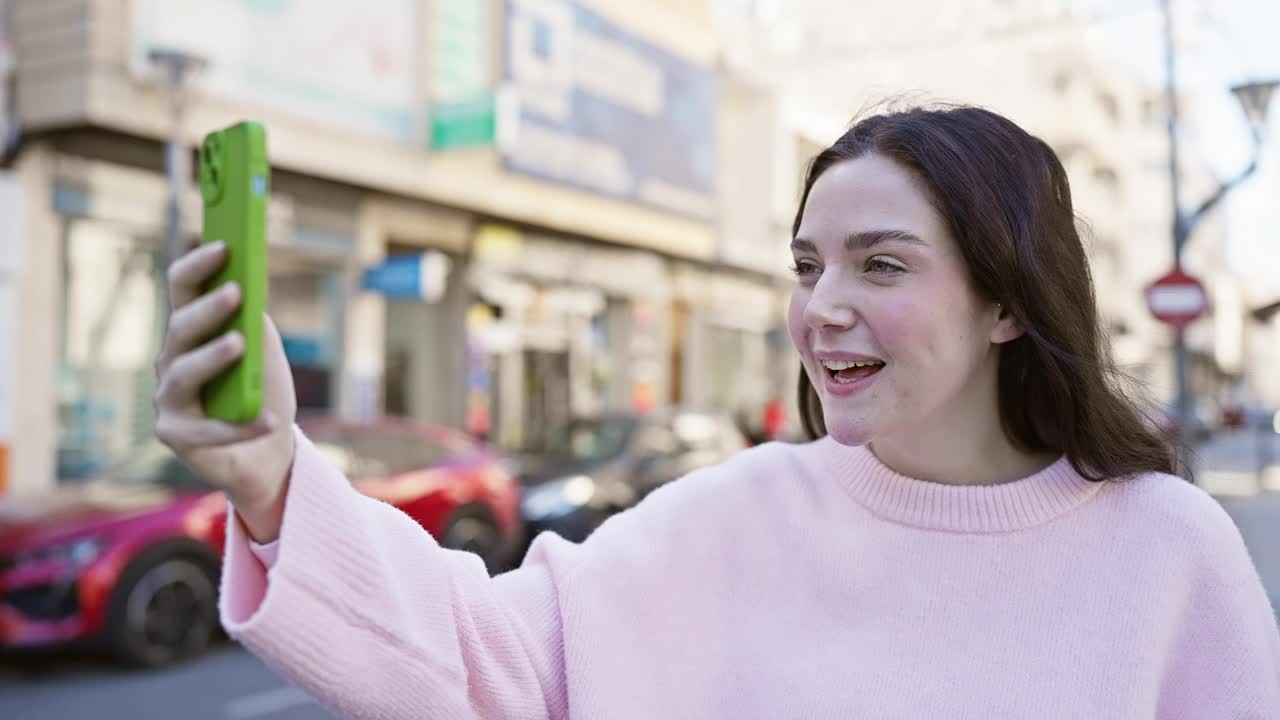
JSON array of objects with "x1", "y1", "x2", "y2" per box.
[
  {"x1": 379, "y1": 244, "x2": 471, "y2": 430},
  {"x1": 5, "y1": 0, "x2": 722, "y2": 493},
  {"x1": 672, "y1": 264, "x2": 790, "y2": 437},
  {"x1": 45, "y1": 155, "x2": 353, "y2": 480},
  {"x1": 465, "y1": 223, "x2": 671, "y2": 451}
]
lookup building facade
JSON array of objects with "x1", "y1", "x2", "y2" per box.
[{"x1": 3, "y1": 0, "x2": 806, "y2": 495}]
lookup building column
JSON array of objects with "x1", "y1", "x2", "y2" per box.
[
  {"x1": 337, "y1": 205, "x2": 387, "y2": 420},
  {"x1": 10, "y1": 144, "x2": 60, "y2": 495}
]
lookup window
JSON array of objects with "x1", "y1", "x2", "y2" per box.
[
  {"x1": 1092, "y1": 165, "x2": 1119, "y2": 189},
  {"x1": 634, "y1": 423, "x2": 680, "y2": 456},
  {"x1": 57, "y1": 220, "x2": 166, "y2": 480},
  {"x1": 98, "y1": 440, "x2": 211, "y2": 492},
  {"x1": 307, "y1": 426, "x2": 452, "y2": 482},
  {"x1": 270, "y1": 266, "x2": 342, "y2": 413},
  {"x1": 348, "y1": 427, "x2": 452, "y2": 478},
  {"x1": 531, "y1": 416, "x2": 636, "y2": 462},
  {"x1": 1099, "y1": 92, "x2": 1120, "y2": 123}
]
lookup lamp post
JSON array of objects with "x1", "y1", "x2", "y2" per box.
[
  {"x1": 1159, "y1": 0, "x2": 1276, "y2": 477},
  {"x1": 147, "y1": 48, "x2": 207, "y2": 284}
]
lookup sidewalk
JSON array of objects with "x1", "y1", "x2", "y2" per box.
[
  {"x1": 1215, "y1": 489, "x2": 1280, "y2": 624},
  {"x1": 1194, "y1": 429, "x2": 1280, "y2": 622}
]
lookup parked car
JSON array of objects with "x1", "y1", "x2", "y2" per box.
[
  {"x1": 0, "y1": 417, "x2": 521, "y2": 668},
  {"x1": 517, "y1": 408, "x2": 747, "y2": 548}
]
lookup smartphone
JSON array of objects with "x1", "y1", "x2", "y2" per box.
[{"x1": 198, "y1": 121, "x2": 269, "y2": 423}]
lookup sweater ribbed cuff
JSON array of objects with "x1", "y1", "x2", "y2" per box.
[{"x1": 221, "y1": 425, "x2": 399, "y2": 640}]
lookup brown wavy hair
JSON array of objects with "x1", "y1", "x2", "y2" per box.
[{"x1": 794, "y1": 104, "x2": 1178, "y2": 481}]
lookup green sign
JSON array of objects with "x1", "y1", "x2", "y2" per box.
[
  {"x1": 431, "y1": 94, "x2": 497, "y2": 149},
  {"x1": 430, "y1": 0, "x2": 492, "y2": 150}
]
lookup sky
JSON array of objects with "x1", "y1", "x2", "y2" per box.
[
  {"x1": 719, "y1": 0, "x2": 1280, "y2": 300},
  {"x1": 1082, "y1": 0, "x2": 1279, "y2": 298}
]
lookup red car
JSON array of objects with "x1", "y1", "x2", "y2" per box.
[{"x1": 0, "y1": 417, "x2": 522, "y2": 667}]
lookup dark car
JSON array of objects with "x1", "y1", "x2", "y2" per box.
[
  {"x1": 0, "y1": 417, "x2": 521, "y2": 667},
  {"x1": 516, "y1": 408, "x2": 747, "y2": 547}
]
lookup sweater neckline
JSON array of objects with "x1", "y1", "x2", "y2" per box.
[{"x1": 817, "y1": 437, "x2": 1104, "y2": 533}]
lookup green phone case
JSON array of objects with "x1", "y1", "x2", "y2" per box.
[{"x1": 198, "y1": 121, "x2": 269, "y2": 423}]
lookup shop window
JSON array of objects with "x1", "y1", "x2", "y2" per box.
[
  {"x1": 522, "y1": 349, "x2": 572, "y2": 452},
  {"x1": 635, "y1": 424, "x2": 679, "y2": 455},
  {"x1": 270, "y1": 267, "x2": 341, "y2": 413},
  {"x1": 57, "y1": 220, "x2": 166, "y2": 479}
]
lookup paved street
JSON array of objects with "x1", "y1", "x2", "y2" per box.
[
  {"x1": 0, "y1": 642, "x2": 333, "y2": 720},
  {"x1": 1194, "y1": 430, "x2": 1280, "y2": 619},
  {"x1": 1217, "y1": 490, "x2": 1280, "y2": 621}
]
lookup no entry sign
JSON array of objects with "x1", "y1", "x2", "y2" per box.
[{"x1": 1146, "y1": 267, "x2": 1207, "y2": 330}]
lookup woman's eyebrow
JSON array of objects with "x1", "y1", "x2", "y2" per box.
[
  {"x1": 790, "y1": 229, "x2": 927, "y2": 254},
  {"x1": 845, "y1": 229, "x2": 927, "y2": 251}
]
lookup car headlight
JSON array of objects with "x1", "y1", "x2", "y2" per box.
[
  {"x1": 11, "y1": 537, "x2": 104, "y2": 571},
  {"x1": 521, "y1": 475, "x2": 596, "y2": 521}
]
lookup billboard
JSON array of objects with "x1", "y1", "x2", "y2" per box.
[
  {"x1": 503, "y1": 0, "x2": 717, "y2": 219},
  {"x1": 131, "y1": 0, "x2": 418, "y2": 142}
]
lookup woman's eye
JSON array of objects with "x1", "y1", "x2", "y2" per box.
[
  {"x1": 789, "y1": 261, "x2": 820, "y2": 277},
  {"x1": 866, "y1": 258, "x2": 904, "y2": 274}
]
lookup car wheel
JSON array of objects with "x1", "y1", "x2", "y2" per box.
[
  {"x1": 441, "y1": 506, "x2": 505, "y2": 574},
  {"x1": 106, "y1": 553, "x2": 219, "y2": 668}
]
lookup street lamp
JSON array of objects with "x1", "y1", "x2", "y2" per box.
[
  {"x1": 1233, "y1": 80, "x2": 1278, "y2": 136},
  {"x1": 1159, "y1": 0, "x2": 1277, "y2": 477},
  {"x1": 147, "y1": 48, "x2": 208, "y2": 289},
  {"x1": 1175, "y1": 80, "x2": 1278, "y2": 242},
  {"x1": 1253, "y1": 299, "x2": 1280, "y2": 324}
]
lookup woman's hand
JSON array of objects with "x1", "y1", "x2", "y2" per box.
[{"x1": 153, "y1": 241, "x2": 298, "y2": 542}]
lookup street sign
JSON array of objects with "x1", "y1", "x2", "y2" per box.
[{"x1": 1146, "y1": 267, "x2": 1207, "y2": 330}]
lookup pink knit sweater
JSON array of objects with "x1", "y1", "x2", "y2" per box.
[{"x1": 221, "y1": 426, "x2": 1280, "y2": 719}]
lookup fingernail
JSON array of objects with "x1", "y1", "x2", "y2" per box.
[
  {"x1": 223, "y1": 331, "x2": 244, "y2": 349},
  {"x1": 222, "y1": 282, "x2": 241, "y2": 299},
  {"x1": 208, "y1": 240, "x2": 226, "y2": 252}
]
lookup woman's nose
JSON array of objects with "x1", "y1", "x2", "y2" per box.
[{"x1": 803, "y1": 275, "x2": 858, "y2": 330}]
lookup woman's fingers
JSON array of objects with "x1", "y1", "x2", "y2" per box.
[
  {"x1": 166, "y1": 241, "x2": 228, "y2": 310},
  {"x1": 158, "y1": 282, "x2": 242, "y2": 373},
  {"x1": 154, "y1": 330, "x2": 245, "y2": 410},
  {"x1": 155, "y1": 412, "x2": 278, "y2": 452}
]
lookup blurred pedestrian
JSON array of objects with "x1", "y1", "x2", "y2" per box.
[
  {"x1": 762, "y1": 394, "x2": 785, "y2": 440},
  {"x1": 154, "y1": 104, "x2": 1279, "y2": 718}
]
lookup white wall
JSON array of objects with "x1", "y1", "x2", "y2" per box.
[
  {"x1": 10, "y1": 145, "x2": 59, "y2": 495},
  {"x1": 0, "y1": 170, "x2": 18, "y2": 493}
]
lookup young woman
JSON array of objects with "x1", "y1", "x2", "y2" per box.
[{"x1": 154, "y1": 105, "x2": 1280, "y2": 718}]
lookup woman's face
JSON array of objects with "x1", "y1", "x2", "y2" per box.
[{"x1": 787, "y1": 154, "x2": 1020, "y2": 447}]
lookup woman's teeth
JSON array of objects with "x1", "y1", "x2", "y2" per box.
[
  {"x1": 820, "y1": 360, "x2": 881, "y2": 371},
  {"x1": 820, "y1": 359, "x2": 884, "y2": 384}
]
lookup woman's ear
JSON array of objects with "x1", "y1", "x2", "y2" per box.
[{"x1": 990, "y1": 302, "x2": 1025, "y2": 344}]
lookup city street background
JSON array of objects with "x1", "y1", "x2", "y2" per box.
[{"x1": 2, "y1": 0, "x2": 1279, "y2": 717}]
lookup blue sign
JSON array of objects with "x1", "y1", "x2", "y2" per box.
[
  {"x1": 362, "y1": 252, "x2": 452, "y2": 301},
  {"x1": 280, "y1": 334, "x2": 330, "y2": 368},
  {"x1": 503, "y1": 0, "x2": 717, "y2": 219}
]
